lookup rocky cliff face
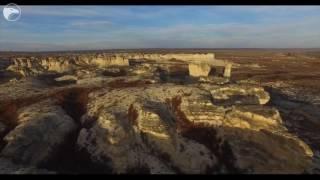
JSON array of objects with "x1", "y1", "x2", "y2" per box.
[
  {"x1": 6, "y1": 53, "x2": 230, "y2": 78},
  {"x1": 7, "y1": 54, "x2": 130, "y2": 77},
  {"x1": 188, "y1": 63, "x2": 212, "y2": 77},
  {"x1": 125, "y1": 53, "x2": 215, "y2": 62}
]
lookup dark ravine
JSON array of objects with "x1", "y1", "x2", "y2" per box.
[
  {"x1": 265, "y1": 86, "x2": 320, "y2": 173},
  {"x1": 165, "y1": 96, "x2": 242, "y2": 173},
  {"x1": 0, "y1": 102, "x2": 19, "y2": 152},
  {"x1": 182, "y1": 128, "x2": 241, "y2": 174},
  {"x1": 266, "y1": 86, "x2": 320, "y2": 151},
  {"x1": 38, "y1": 88, "x2": 113, "y2": 174}
]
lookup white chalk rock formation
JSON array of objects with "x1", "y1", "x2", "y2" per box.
[
  {"x1": 76, "y1": 84, "x2": 312, "y2": 174},
  {"x1": 1, "y1": 99, "x2": 77, "y2": 166},
  {"x1": 210, "y1": 84, "x2": 270, "y2": 105},
  {"x1": 188, "y1": 63, "x2": 211, "y2": 77}
]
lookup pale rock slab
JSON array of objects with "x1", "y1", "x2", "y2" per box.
[{"x1": 1, "y1": 99, "x2": 77, "y2": 166}]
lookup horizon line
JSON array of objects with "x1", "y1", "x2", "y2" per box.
[{"x1": 1, "y1": 47, "x2": 320, "y2": 53}]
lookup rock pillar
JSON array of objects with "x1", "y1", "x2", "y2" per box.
[
  {"x1": 189, "y1": 63, "x2": 211, "y2": 77},
  {"x1": 223, "y1": 63, "x2": 232, "y2": 78}
]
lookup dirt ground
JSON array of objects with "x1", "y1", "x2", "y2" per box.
[{"x1": 214, "y1": 49, "x2": 320, "y2": 90}]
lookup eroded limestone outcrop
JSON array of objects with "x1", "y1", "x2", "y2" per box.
[
  {"x1": 6, "y1": 53, "x2": 232, "y2": 79},
  {"x1": 1, "y1": 99, "x2": 77, "y2": 166},
  {"x1": 76, "y1": 84, "x2": 313, "y2": 174},
  {"x1": 0, "y1": 52, "x2": 316, "y2": 174},
  {"x1": 188, "y1": 63, "x2": 212, "y2": 77},
  {"x1": 210, "y1": 84, "x2": 270, "y2": 105},
  {"x1": 7, "y1": 54, "x2": 130, "y2": 77},
  {"x1": 77, "y1": 86, "x2": 218, "y2": 174}
]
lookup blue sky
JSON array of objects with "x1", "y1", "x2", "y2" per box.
[{"x1": 0, "y1": 6, "x2": 320, "y2": 51}]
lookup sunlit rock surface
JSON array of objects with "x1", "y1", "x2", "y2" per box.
[{"x1": 210, "y1": 84, "x2": 270, "y2": 105}]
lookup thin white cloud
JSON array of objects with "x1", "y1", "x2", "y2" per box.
[
  {"x1": 20, "y1": 6, "x2": 102, "y2": 17},
  {"x1": 70, "y1": 20, "x2": 113, "y2": 27},
  {"x1": 18, "y1": 6, "x2": 182, "y2": 20}
]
